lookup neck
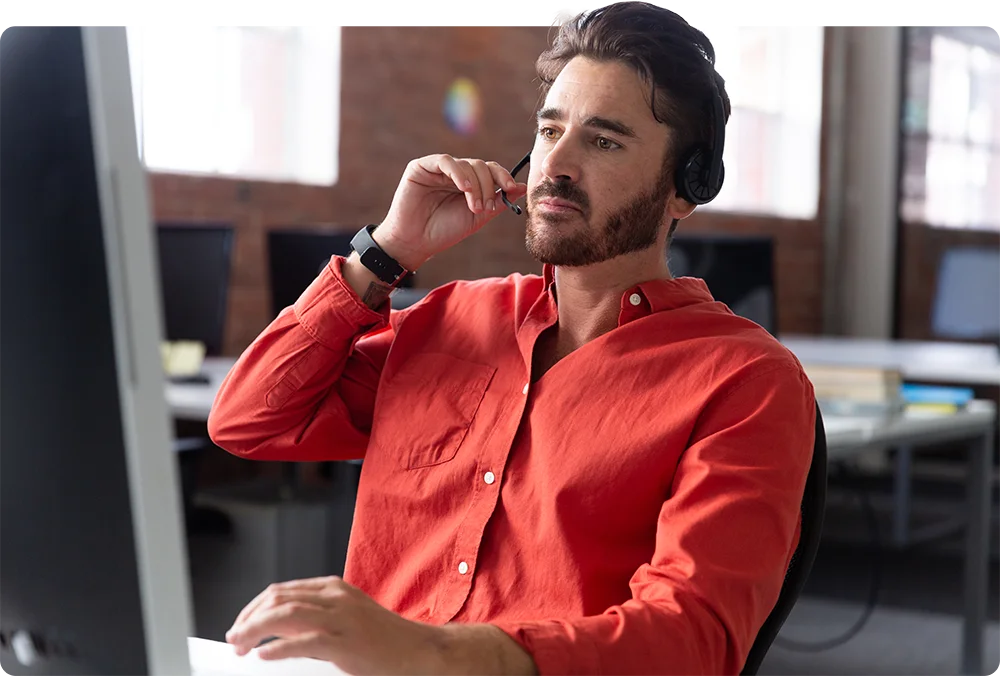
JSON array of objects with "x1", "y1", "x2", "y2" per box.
[{"x1": 551, "y1": 243, "x2": 671, "y2": 349}]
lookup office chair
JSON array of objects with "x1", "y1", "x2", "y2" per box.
[{"x1": 740, "y1": 402, "x2": 828, "y2": 675}]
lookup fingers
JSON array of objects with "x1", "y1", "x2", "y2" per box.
[
  {"x1": 412, "y1": 154, "x2": 524, "y2": 215},
  {"x1": 468, "y1": 159, "x2": 495, "y2": 213},
  {"x1": 255, "y1": 632, "x2": 332, "y2": 662},
  {"x1": 427, "y1": 155, "x2": 479, "y2": 212},
  {"x1": 231, "y1": 576, "x2": 340, "y2": 633},
  {"x1": 228, "y1": 601, "x2": 333, "y2": 656},
  {"x1": 486, "y1": 161, "x2": 517, "y2": 194}
]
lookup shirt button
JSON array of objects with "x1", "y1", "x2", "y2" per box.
[
  {"x1": 458, "y1": 561, "x2": 469, "y2": 575},
  {"x1": 522, "y1": 383, "x2": 529, "y2": 395},
  {"x1": 484, "y1": 471, "x2": 496, "y2": 485},
  {"x1": 629, "y1": 293, "x2": 642, "y2": 306}
]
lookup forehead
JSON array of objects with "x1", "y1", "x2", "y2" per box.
[{"x1": 543, "y1": 56, "x2": 659, "y2": 130}]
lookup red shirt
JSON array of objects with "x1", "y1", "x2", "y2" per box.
[{"x1": 208, "y1": 255, "x2": 816, "y2": 675}]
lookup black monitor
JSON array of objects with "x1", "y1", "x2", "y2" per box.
[
  {"x1": 267, "y1": 229, "x2": 354, "y2": 317},
  {"x1": 1, "y1": 26, "x2": 194, "y2": 674},
  {"x1": 156, "y1": 224, "x2": 233, "y2": 356},
  {"x1": 667, "y1": 233, "x2": 778, "y2": 335},
  {"x1": 268, "y1": 228, "x2": 425, "y2": 317}
]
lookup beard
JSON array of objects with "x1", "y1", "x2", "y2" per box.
[{"x1": 524, "y1": 162, "x2": 672, "y2": 267}]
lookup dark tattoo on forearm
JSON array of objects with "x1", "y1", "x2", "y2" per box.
[{"x1": 361, "y1": 281, "x2": 392, "y2": 309}]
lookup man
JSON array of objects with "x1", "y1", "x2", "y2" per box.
[{"x1": 209, "y1": 3, "x2": 816, "y2": 674}]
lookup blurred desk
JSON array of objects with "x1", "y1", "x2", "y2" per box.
[
  {"x1": 167, "y1": 357, "x2": 236, "y2": 422},
  {"x1": 781, "y1": 335, "x2": 1000, "y2": 386},
  {"x1": 822, "y1": 400, "x2": 995, "y2": 675}
]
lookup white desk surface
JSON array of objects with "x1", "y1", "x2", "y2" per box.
[
  {"x1": 189, "y1": 637, "x2": 347, "y2": 675},
  {"x1": 822, "y1": 399, "x2": 996, "y2": 460},
  {"x1": 168, "y1": 341, "x2": 1000, "y2": 428},
  {"x1": 166, "y1": 357, "x2": 236, "y2": 421},
  {"x1": 780, "y1": 334, "x2": 1000, "y2": 386}
]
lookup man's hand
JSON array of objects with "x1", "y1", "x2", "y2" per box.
[
  {"x1": 225, "y1": 576, "x2": 537, "y2": 675},
  {"x1": 225, "y1": 576, "x2": 442, "y2": 674},
  {"x1": 375, "y1": 154, "x2": 529, "y2": 271}
]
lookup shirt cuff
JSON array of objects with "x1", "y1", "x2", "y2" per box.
[
  {"x1": 292, "y1": 254, "x2": 390, "y2": 350},
  {"x1": 492, "y1": 618, "x2": 603, "y2": 675}
]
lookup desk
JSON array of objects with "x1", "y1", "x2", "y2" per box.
[
  {"x1": 822, "y1": 400, "x2": 996, "y2": 675},
  {"x1": 781, "y1": 335, "x2": 1000, "y2": 386},
  {"x1": 188, "y1": 637, "x2": 346, "y2": 675},
  {"x1": 167, "y1": 358, "x2": 236, "y2": 421}
]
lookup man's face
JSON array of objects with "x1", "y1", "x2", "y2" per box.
[{"x1": 525, "y1": 56, "x2": 682, "y2": 267}]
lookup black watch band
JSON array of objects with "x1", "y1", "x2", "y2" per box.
[{"x1": 350, "y1": 224, "x2": 411, "y2": 287}]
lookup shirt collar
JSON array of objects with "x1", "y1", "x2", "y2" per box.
[{"x1": 541, "y1": 262, "x2": 715, "y2": 317}]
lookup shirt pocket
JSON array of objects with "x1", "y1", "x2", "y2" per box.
[{"x1": 373, "y1": 352, "x2": 496, "y2": 470}]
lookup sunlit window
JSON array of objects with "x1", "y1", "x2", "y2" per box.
[
  {"x1": 900, "y1": 30, "x2": 1000, "y2": 231},
  {"x1": 125, "y1": 27, "x2": 340, "y2": 186},
  {"x1": 699, "y1": 26, "x2": 825, "y2": 220}
]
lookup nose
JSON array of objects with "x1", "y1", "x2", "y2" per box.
[{"x1": 537, "y1": 135, "x2": 581, "y2": 185}]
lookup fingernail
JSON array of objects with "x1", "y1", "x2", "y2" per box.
[
  {"x1": 475, "y1": 199, "x2": 483, "y2": 211},
  {"x1": 465, "y1": 180, "x2": 473, "y2": 189},
  {"x1": 487, "y1": 199, "x2": 495, "y2": 211}
]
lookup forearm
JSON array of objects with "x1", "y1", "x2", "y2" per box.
[
  {"x1": 208, "y1": 256, "x2": 390, "y2": 459},
  {"x1": 436, "y1": 623, "x2": 538, "y2": 676}
]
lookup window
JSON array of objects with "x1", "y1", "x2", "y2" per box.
[
  {"x1": 126, "y1": 26, "x2": 340, "y2": 185},
  {"x1": 899, "y1": 28, "x2": 1000, "y2": 231},
  {"x1": 699, "y1": 26, "x2": 825, "y2": 220}
]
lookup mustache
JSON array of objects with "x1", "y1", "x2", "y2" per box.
[{"x1": 529, "y1": 180, "x2": 590, "y2": 216}]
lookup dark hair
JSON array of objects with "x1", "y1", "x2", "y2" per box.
[{"x1": 535, "y1": 1, "x2": 731, "y2": 239}]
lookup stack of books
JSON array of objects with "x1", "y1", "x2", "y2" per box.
[
  {"x1": 803, "y1": 364, "x2": 904, "y2": 416},
  {"x1": 899, "y1": 383, "x2": 974, "y2": 415},
  {"x1": 803, "y1": 363, "x2": 975, "y2": 417}
]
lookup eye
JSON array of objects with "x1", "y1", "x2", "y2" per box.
[
  {"x1": 538, "y1": 126, "x2": 560, "y2": 141},
  {"x1": 596, "y1": 137, "x2": 621, "y2": 151}
]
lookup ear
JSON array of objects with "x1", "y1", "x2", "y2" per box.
[{"x1": 667, "y1": 191, "x2": 697, "y2": 221}]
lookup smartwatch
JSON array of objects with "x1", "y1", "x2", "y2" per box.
[{"x1": 350, "y1": 224, "x2": 412, "y2": 288}]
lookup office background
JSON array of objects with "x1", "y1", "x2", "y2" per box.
[{"x1": 131, "y1": 24, "x2": 999, "y2": 675}]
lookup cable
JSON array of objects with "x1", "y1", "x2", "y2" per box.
[{"x1": 773, "y1": 461, "x2": 883, "y2": 652}]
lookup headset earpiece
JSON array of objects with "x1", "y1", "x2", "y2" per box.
[
  {"x1": 674, "y1": 73, "x2": 726, "y2": 206},
  {"x1": 676, "y1": 146, "x2": 724, "y2": 205}
]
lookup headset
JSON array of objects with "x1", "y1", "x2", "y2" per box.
[{"x1": 500, "y1": 71, "x2": 726, "y2": 214}]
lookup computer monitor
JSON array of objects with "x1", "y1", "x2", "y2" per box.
[
  {"x1": 667, "y1": 233, "x2": 778, "y2": 335},
  {"x1": 1, "y1": 26, "x2": 193, "y2": 674},
  {"x1": 156, "y1": 224, "x2": 234, "y2": 356},
  {"x1": 931, "y1": 246, "x2": 1000, "y2": 345},
  {"x1": 267, "y1": 229, "x2": 418, "y2": 318},
  {"x1": 267, "y1": 229, "x2": 356, "y2": 317}
]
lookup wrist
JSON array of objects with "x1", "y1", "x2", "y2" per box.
[
  {"x1": 434, "y1": 623, "x2": 538, "y2": 676},
  {"x1": 371, "y1": 225, "x2": 428, "y2": 272}
]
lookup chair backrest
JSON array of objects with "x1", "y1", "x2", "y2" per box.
[{"x1": 740, "y1": 402, "x2": 828, "y2": 675}]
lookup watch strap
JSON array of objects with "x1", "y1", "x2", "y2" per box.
[{"x1": 350, "y1": 224, "x2": 410, "y2": 287}]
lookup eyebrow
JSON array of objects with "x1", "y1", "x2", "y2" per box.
[{"x1": 535, "y1": 107, "x2": 638, "y2": 139}]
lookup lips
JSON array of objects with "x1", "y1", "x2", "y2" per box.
[{"x1": 536, "y1": 198, "x2": 582, "y2": 213}]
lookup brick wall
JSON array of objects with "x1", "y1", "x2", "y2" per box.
[{"x1": 150, "y1": 26, "x2": 824, "y2": 356}]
